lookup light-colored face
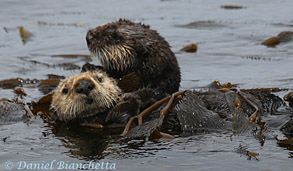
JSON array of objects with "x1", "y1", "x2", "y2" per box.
[{"x1": 50, "y1": 71, "x2": 121, "y2": 121}]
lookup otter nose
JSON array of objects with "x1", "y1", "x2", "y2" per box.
[{"x1": 76, "y1": 79, "x2": 94, "y2": 95}]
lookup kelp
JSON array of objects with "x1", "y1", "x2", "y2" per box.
[
  {"x1": 262, "y1": 31, "x2": 293, "y2": 47},
  {"x1": 180, "y1": 43, "x2": 197, "y2": 53},
  {"x1": 19, "y1": 26, "x2": 34, "y2": 44}
]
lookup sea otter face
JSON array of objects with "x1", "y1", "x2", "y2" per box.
[
  {"x1": 86, "y1": 19, "x2": 144, "y2": 71},
  {"x1": 50, "y1": 71, "x2": 121, "y2": 121}
]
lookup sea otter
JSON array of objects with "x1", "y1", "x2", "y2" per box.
[
  {"x1": 50, "y1": 70, "x2": 157, "y2": 125},
  {"x1": 50, "y1": 70, "x2": 121, "y2": 121},
  {"x1": 84, "y1": 19, "x2": 181, "y2": 95},
  {"x1": 49, "y1": 70, "x2": 293, "y2": 138}
]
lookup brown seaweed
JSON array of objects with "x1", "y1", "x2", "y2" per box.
[
  {"x1": 13, "y1": 87, "x2": 27, "y2": 98},
  {"x1": 180, "y1": 43, "x2": 197, "y2": 53},
  {"x1": 38, "y1": 78, "x2": 60, "y2": 94},
  {"x1": 262, "y1": 31, "x2": 293, "y2": 47},
  {"x1": 176, "y1": 20, "x2": 227, "y2": 29},
  {"x1": 19, "y1": 26, "x2": 34, "y2": 44},
  {"x1": 221, "y1": 5, "x2": 246, "y2": 10},
  {"x1": 175, "y1": 91, "x2": 225, "y2": 132},
  {"x1": 0, "y1": 78, "x2": 23, "y2": 89},
  {"x1": 235, "y1": 144, "x2": 259, "y2": 160}
]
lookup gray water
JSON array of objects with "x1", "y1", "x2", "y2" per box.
[{"x1": 0, "y1": 0, "x2": 292, "y2": 170}]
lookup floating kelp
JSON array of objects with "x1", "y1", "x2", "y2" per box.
[
  {"x1": 221, "y1": 5, "x2": 246, "y2": 10},
  {"x1": 235, "y1": 144, "x2": 259, "y2": 160},
  {"x1": 30, "y1": 93, "x2": 53, "y2": 121},
  {"x1": 121, "y1": 88, "x2": 292, "y2": 141},
  {"x1": 0, "y1": 100, "x2": 27, "y2": 122},
  {"x1": 280, "y1": 119, "x2": 293, "y2": 134},
  {"x1": 3, "y1": 27, "x2": 9, "y2": 33},
  {"x1": 0, "y1": 77, "x2": 60, "y2": 94},
  {"x1": 207, "y1": 80, "x2": 234, "y2": 89},
  {"x1": 180, "y1": 43, "x2": 197, "y2": 53},
  {"x1": 276, "y1": 136, "x2": 293, "y2": 146},
  {"x1": 262, "y1": 31, "x2": 293, "y2": 47},
  {"x1": 19, "y1": 26, "x2": 34, "y2": 44},
  {"x1": 174, "y1": 91, "x2": 225, "y2": 132},
  {"x1": 14, "y1": 87, "x2": 27, "y2": 98},
  {"x1": 51, "y1": 54, "x2": 91, "y2": 59},
  {"x1": 262, "y1": 37, "x2": 280, "y2": 47},
  {"x1": 1, "y1": 85, "x2": 292, "y2": 150},
  {"x1": 0, "y1": 78, "x2": 23, "y2": 89},
  {"x1": 0, "y1": 78, "x2": 38, "y2": 89},
  {"x1": 38, "y1": 78, "x2": 60, "y2": 94},
  {"x1": 176, "y1": 20, "x2": 227, "y2": 29},
  {"x1": 32, "y1": 93, "x2": 53, "y2": 105},
  {"x1": 276, "y1": 136, "x2": 293, "y2": 153},
  {"x1": 0, "y1": 99, "x2": 33, "y2": 123}
]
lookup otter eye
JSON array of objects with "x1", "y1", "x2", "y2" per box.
[
  {"x1": 62, "y1": 88, "x2": 68, "y2": 94},
  {"x1": 112, "y1": 32, "x2": 119, "y2": 41},
  {"x1": 97, "y1": 77, "x2": 103, "y2": 83}
]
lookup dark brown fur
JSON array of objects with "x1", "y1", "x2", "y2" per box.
[{"x1": 84, "y1": 19, "x2": 181, "y2": 95}]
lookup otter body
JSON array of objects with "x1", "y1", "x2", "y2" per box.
[
  {"x1": 50, "y1": 70, "x2": 157, "y2": 125},
  {"x1": 85, "y1": 19, "x2": 181, "y2": 95},
  {"x1": 50, "y1": 70, "x2": 293, "y2": 136}
]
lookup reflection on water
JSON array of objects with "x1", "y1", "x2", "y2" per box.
[{"x1": 0, "y1": 0, "x2": 293, "y2": 170}]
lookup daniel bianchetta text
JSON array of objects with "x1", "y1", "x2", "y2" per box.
[{"x1": 4, "y1": 160, "x2": 116, "y2": 170}]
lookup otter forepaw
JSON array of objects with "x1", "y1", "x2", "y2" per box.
[{"x1": 81, "y1": 62, "x2": 104, "y2": 72}]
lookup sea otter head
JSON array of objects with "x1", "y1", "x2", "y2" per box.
[
  {"x1": 86, "y1": 19, "x2": 150, "y2": 71},
  {"x1": 50, "y1": 71, "x2": 121, "y2": 121}
]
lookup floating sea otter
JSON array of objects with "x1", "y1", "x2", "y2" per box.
[
  {"x1": 48, "y1": 70, "x2": 293, "y2": 140},
  {"x1": 49, "y1": 70, "x2": 157, "y2": 128},
  {"x1": 50, "y1": 70, "x2": 121, "y2": 121},
  {"x1": 83, "y1": 19, "x2": 181, "y2": 95}
]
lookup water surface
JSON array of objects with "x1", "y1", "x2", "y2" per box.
[{"x1": 0, "y1": 0, "x2": 293, "y2": 170}]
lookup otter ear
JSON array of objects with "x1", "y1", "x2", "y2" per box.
[
  {"x1": 112, "y1": 31, "x2": 122, "y2": 41},
  {"x1": 81, "y1": 62, "x2": 104, "y2": 72}
]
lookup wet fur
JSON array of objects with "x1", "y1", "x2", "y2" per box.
[
  {"x1": 86, "y1": 19, "x2": 181, "y2": 94},
  {"x1": 51, "y1": 71, "x2": 121, "y2": 121}
]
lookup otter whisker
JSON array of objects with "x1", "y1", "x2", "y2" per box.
[
  {"x1": 93, "y1": 44, "x2": 136, "y2": 71},
  {"x1": 69, "y1": 101, "x2": 76, "y2": 118},
  {"x1": 51, "y1": 69, "x2": 122, "y2": 121}
]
